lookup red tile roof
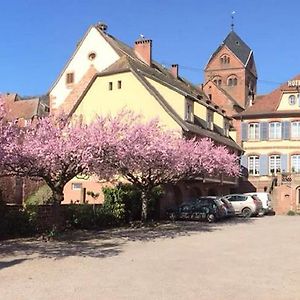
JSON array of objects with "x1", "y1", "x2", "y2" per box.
[{"x1": 239, "y1": 74, "x2": 300, "y2": 116}]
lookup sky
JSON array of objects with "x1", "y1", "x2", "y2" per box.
[{"x1": 0, "y1": 0, "x2": 300, "y2": 96}]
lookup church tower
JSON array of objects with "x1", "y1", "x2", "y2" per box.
[{"x1": 204, "y1": 30, "x2": 257, "y2": 112}]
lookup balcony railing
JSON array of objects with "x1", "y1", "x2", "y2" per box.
[{"x1": 277, "y1": 172, "x2": 300, "y2": 185}]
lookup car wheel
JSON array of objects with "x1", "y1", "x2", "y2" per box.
[
  {"x1": 242, "y1": 207, "x2": 252, "y2": 218},
  {"x1": 169, "y1": 212, "x2": 176, "y2": 221},
  {"x1": 207, "y1": 213, "x2": 216, "y2": 223}
]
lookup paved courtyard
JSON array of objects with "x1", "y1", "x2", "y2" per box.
[{"x1": 1, "y1": 216, "x2": 300, "y2": 300}]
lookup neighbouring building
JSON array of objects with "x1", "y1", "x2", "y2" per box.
[
  {"x1": 0, "y1": 93, "x2": 49, "y2": 204},
  {"x1": 236, "y1": 75, "x2": 300, "y2": 214},
  {"x1": 47, "y1": 23, "x2": 242, "y2": 207}
]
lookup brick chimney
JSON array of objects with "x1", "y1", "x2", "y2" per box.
[
  {"x1": 170, "y1": 64, "x2": 178, "y2": 78},
  {"x1": 134, "y1": 38, "x2": 152, "y2": 66}
]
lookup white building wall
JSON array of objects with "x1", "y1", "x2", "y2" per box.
[{"x1": 50, "y1": 27, "x2": 120, "y2": 109}]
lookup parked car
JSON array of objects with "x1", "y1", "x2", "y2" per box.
[
  {"x1": 243, "y1": 192, "x2": 274, "y2": 215},
  {"x1": 221, "y1": 194, "x2": 263, "y2": 218},
  {"x1": 166, "y1": 197, "x2": 226, "y2": 223},
  {"x1": 219, "y1": 197, "x2": 235, "y2": 217}
]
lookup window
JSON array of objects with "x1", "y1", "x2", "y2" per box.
[
  {"x1": 185, "y1": 100, "x2": 194, "y2": 122},
  {"x1": 88, "y1": 52, "x2": 96, "y2": 61},
  {"x1": 269, "y1": 155, "x2": 281, "y2": 174},
  {"x1": 269, "y1": 122, "x2": 282, "y2": 140},
  {"x1": 248, "y1": 156, "x2": 259, "y2": 175},
  {"x1": 228, "y1": 76, "x2": 237, "y2": 86},
  {"x1": 118, "y1": 80, "x2": 122, "y2": 89},
  {"x1": 291, "y1": 121, "x2": 300, "y2": 139},
  {"x1": 288, "y1": 95, "x2": 296, "y2": 105},
  {"x1": 66, "y1": 72, "x2": 74, "y2": 85},
  {"x1": 108, "y1": 82, "x2": 113, "y2": 90},
  {"x1": 71, "y1": 183, "x2": 82, "y2": 190},
  {"x1": 248, "y1": 123, "x2": 260, "y2": 140},
  {"x1": 220, "y1": 55, "x2": 230, "y2": 64},
  {"x1": 213, "y1": 77, "x2": 222, "y2": 86},
  {"x1": 291, "y1": 155, "x2": 300, "y2": 173},
  {"x1": 207, "y1": 110, "x2": 214, "y2": 130}
]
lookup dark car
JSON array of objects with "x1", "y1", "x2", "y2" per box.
[{"x1": 167, "y1": 196, "x2": 226, "y2": 223}]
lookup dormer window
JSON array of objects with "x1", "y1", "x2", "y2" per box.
[
  {"x1": 288, "y1": 95, "x2": 296, "y2": 105},
  {"x1": 207, "y1": 110, "x2": 214, "y2": 130},
  {"x1": 185, "y1": 100, "x2": 194, "y2": 122},
  {"x1": 220, "y1": 55, "x2": 230, "y2": 64}
]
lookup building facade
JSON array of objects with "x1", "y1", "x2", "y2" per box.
[
  {"x1": 236, "y1": 76, "x2": 300, "y2": 213},
  {"x1": 46, "y1": 23, "x2": 242, "y2": 206}
]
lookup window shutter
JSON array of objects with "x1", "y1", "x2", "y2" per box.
[
  {"x1": 282, "y1": 121, "x2": 291, "y2": 140},
  {"x1": 241, "y1": 123, "x2": 248, "y2": 141},
  {"x1": 240, "y1": 155, "x2": 248, "y2": 168},
  {"x1": 281, "y1": 154, "x2": 288, "y2": 173},
  {"x1": 259, "y1": 155, "x2": 268, "y2": 176},
  {"x1": 260, "y1": 122, "x2": 269, "y2": 141}
]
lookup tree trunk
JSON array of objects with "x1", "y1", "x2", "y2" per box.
[
  {"x1": 50, "y1": 188, "x2": 64, "y2": 231},
  {"x1": 52, "y1": 189, "x2": 64, "y2": 204},
  {"x1": 141, "y1": 190, "x2": 149, "y2": 222}
]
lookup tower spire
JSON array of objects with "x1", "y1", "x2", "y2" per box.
[{"x1": 231, "y1": 11, "x2": 236, "y2": 31}]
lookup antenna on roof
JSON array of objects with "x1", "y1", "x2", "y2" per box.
[
  {"x1": 231, "y1": 11, "x2": 236, "y2": 31},
  {"x1": 139, "y1": 34, "x2": 145, "y2": 39}
]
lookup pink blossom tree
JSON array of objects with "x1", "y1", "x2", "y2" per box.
[
  {"x1": 90, "y1": 114, "x2": 240, "y2": 221},
  {"x1": 0, "y1": 113, "x2": 113, "y2": 205}
]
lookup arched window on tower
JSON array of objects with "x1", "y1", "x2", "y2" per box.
[
  {"x1": 213, "y1": 76, "x2": 222, "y2": 86},
  {"x1": 220, "y1": 54, "x2": 230, "y2": 64},
  {"x1": 227, "y1": 75, "x2": 238, "y2": 86}
]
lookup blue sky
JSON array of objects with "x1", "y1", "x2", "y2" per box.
[{"x1": 0, "y1": 0, "x2": 299, "y2": 96}]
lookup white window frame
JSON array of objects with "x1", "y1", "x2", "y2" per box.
[
  {"x1": 291, "y1": 121, "x2": 300, "y2": 139},
  {"x1": 248, "y1": 156, "x2": 260, "y2": 176},
  {"x1": 269, "y1": 122, "x2": 282, "y2": 140},
  {"x1": 291, "y1": 155, "x2": 300, "y2": 173},
  {"x1": 269, "y1": 155, "x2": 281, "y2": 175},
  {"x1": 71, "y1": 183, "x2": 82, "y2": 190},
  {"x1": 248, "y1": 123, "x2": 260, "y2": 141}
]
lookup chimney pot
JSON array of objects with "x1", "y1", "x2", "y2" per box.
[{"x1": 97, "y1": 22, "x2": 108, "y2": 32}]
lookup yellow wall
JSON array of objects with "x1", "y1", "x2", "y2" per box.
[
  {"x1": 214, "y1": 112, "x2": 223, "y2": 128},
  {"x1": 243, "y1": 140, "x2": 300, "y2": 154},
  {"x1": 145, "y1": 78, "x2": 185, "y2": 119},
  {"x1": 229, "y1": 131, "x2": 237, "y2": 142},
  {"x1": 277, "y1": 92, "x2": 300, "y2": 111},
  {"x1": 74, "y1": 72, "x2": 181, "y2": 130},
  {"x1": 194, "y1": 102, "x2": 207, "y2": 121}
]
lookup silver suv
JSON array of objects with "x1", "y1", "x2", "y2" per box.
[{"x1": 222, "y1": 194, "x2": 263, "y2": 218}]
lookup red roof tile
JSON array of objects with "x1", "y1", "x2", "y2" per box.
[{"x1": 240, "y1": 74, "x2": 300, "y2": 116}]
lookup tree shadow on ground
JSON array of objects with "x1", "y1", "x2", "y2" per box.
[
  {"x1": 0, "y1": 258, "x2": 29, "y2": 270},
  {"x1": 0, "y1": 217, "x2": 256, "y2": 267}
]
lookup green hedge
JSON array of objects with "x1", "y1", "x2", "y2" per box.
[{"x1": 0, "y1": 201, "x2": 37, "y2": 239}]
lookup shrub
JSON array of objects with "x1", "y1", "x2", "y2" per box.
[
  {"x1": 25, "y1": 184, "x2": 52, "y2": 206},
  {"x1": 0, "y1": 200, "x2": 37, "y2": 239},
  {"x1": 287, "y1": 210, "x2": 296, "y2": 216},
  {"x1": 102, "y1": 183, "x2": 163, "y2": 222},
  {"x1": 63, "y1": 204, "x2": 121, "y2": 230}
]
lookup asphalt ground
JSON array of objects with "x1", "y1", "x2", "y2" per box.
[{"x1": 1, "y1": 216, "x2": 300, "y2": 300}]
